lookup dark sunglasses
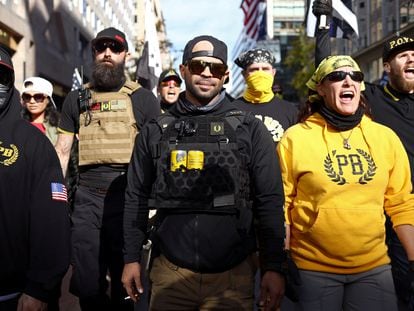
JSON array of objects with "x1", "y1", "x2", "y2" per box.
[
  {"x1": 324, "y1": 71, "x2": 364, "y2": 82},
  {"x1": 93, "y1": 40, "x2": 125, "y2": 54},
  {"x1": 186, "y1": 60, "x2": 227, "y2": 79},
  {"x1": 22, "y1": 93, "x2": 47, "y2": 102},
  {"x1": 160, "y1": 80, "x2": 180, "y2": 87}
]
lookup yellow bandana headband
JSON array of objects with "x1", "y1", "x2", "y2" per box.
[{"x1": 306, "y1": 55, "x2": 365, "y2": 103}]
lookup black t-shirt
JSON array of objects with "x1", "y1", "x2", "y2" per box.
[{"x1": 234, "y1": 96, "x2": 298, "y2": 143}]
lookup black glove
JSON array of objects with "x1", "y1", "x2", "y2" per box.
[{"x1": 312, "y1": 0, "x2": 332, "y2": 18}]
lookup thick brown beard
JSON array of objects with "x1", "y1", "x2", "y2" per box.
[
  {"x1": 388, "y1": 67, "x2": 414, "y2": 93},
  {"x1": 91, "y1": 60, "x2": 126, "y2": 90}
]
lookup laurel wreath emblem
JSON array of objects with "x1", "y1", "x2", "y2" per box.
[
  {"x1": 1, "y1": 144, "x2": 19, "y2": 166},
  {"x1": 356, "y1": 148, "x2": 377, "y2": 184},
  {"x1": 324, "y1": 154, "x2": 347, "y2": 185}
]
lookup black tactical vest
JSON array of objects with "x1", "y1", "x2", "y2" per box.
[{"x1": 148, "y1": 111, "x2": 251, "y2": 215}]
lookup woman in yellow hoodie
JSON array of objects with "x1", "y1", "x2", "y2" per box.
[{"x1": 277, "y1": 55, "x2": 414, "y2": 311}]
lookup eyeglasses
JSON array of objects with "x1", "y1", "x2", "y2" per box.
[
  {"x1": 160, "y1": 80, "x2": 181, "y2": 88},
  {"x1": 93, "y1": 40, "x2": 125, "y2": 54},
  {"x1": 186, "y1": 60, "x2": 227, "y2": 79},
  {"x1": 324, "y1": 71, "x2": 364, "y2": 83},
  {"x1": 22, "y1": 93, "x2": 47, "y2": 102}
]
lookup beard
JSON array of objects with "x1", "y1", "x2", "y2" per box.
[
  {"x1": 184, "y1": 77, "x2": 221, "y2": 105},
  {"x1": 91, "y1": 59, "x2": 126, "y2": 90},
  {"x1": 388, "y1": 66, "x2": 414, "y2": 93}
]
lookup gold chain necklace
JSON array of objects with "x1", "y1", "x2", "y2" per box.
[{"x1": 339, "y1": 129, "x2": 354, "y2": 150}]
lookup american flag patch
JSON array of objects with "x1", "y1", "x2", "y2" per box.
[{"x1": 51, "y1": 183, "x2": 68, "y2": 202}]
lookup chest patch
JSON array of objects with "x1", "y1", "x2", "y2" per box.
[
  {"x1": 90, "y1": 100, "x2": 127, "y2": 112},
  {"x1": 0, "y1": 141, "x2": 19, "y2": 166},
  {"x1": 210, "y1": 122, "x2": 224, "y2": 135}
]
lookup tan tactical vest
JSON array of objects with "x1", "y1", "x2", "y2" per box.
[{"x1": 78, "y1": 81, "x2": 140, "y2": 166}]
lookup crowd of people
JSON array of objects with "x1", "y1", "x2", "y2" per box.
[{"x1": 1, "y1": 3, "x2": 414, "y2": 310}]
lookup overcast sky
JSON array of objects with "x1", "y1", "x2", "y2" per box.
[{"x1": 159, "y1": 0, "x2": 244, "y2": 67}]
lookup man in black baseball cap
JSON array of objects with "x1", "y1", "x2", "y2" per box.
[
  {"x1": 157, "y1": 69, "x2": 182, "y2": 111},
  {"x1": 383, "y1": 35, "x2": 414, "y2": 62},
  {"x1": 92, "y1": 27, "x2": 128, "y2": 52},
  {"x1": 122, "y1": 34, "x2": 286, "y2": 311},
  {"x1": 55, "y1": 26, "x2": 159, "y2": 311}
]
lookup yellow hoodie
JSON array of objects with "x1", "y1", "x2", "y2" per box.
[{"x1": 277, "y1": 113, "x2": 414, "y2": 274}]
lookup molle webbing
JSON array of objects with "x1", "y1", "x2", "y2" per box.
[
  {"x1": 78, "y1": 82, "x2": 140, "y2": 165},
  {"x1": 148, "y1": 111, "x2": 251, "y2": 213}
]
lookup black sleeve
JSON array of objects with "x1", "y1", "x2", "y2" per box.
[
  {"x1": 123, "y1": 123, "x2": 159, "y2": 263},
  {"x1": 248, "y1": 118, "x2": 286, "y2": 272},
  {"x1": 131, "y1": 88, "x2": 161, "y2": 130},
  {"x1": 25, "y1": 135, "x2": 71, "y2": 301},
  {"x1": 58, "y1": 90, "x2": 80, "y2": 134},
  {"x1": 315, "y1": 28, "x2": 331, "y2": 67}
]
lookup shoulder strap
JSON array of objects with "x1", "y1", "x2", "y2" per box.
[
  {"x1": 155, "y1": 113, "x2": 177, "y2": 133},
  {"x1": 224, "y1": 110, "x2": 250, "y2": 131},
  {"x1": 120, "y1": 80, "x2": 141, "y2": 95}
]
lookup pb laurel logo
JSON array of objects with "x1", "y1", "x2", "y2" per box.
[{"x1": 0, "y1": 141, "x2": 19, "y2": 166}]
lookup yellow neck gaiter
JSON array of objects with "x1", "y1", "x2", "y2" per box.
[{"x1": 243, "y1": 71, "x2": 274, "y2": 103}]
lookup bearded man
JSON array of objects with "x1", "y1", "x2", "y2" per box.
[{"x1": 55, "y1": 27, "x2": 160, "y2": 311}]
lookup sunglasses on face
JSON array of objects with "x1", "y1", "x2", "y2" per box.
[
  {"x1": 324, "y1": 71, "x2": 364, "y2": 82},
  {"x1": 186, "y1": 60, "x2": 227, "y2": 79},
  {"x1": 93, "y1": 40, "x2": 125, "y2": 54},
  {"x1": 22, "y1": 93, "x2": 47, "y2": 102},
  {"x1": 160, "y1": 80, "x2": 180, "y2": 88}
]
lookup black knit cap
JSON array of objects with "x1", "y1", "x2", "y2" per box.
[
  {"x1": 0, "y1": 47, "x2": 14, "y2": 72},
  {"x1": 383, "y1": 35, "x2": 414, "y2": 62},
  {"x1": 182, "y1": 35, "x2": 227, "y2": 64},
  {"x1": 92, "y1": 27, "x2": 128, "y2": 51}
]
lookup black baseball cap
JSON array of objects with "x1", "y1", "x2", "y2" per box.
[
  {"x1": 158, "y1": 69, "x2": 182, "y2": 86},
  {"x1": 92, "y1": 27, "x2": 128, "y2": 51},
  {"x1": 182, "y1": 35, "x2": 227, "y2": 64},
  {"x1": 383, "y1": 35, "x2": 414, "y2": 62}
]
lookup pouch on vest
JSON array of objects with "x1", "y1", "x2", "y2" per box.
[{"x1": 148, "y1": 111, "x2": 251, "y2": 215}]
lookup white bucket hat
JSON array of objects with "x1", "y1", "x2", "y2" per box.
[{"x1": 22, "y1": 77, "x2": 56, "y2": 108}]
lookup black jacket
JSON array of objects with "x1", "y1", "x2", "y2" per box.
[
  {"x1": 0, "y1": 86, "x2": 70, "y2": 301},
  {"x1": 124, "y1": 92, "x2": 286, "y2": 273},
  {"x1": 364, "y1": 83, "x2": 414, "y2": 184}
]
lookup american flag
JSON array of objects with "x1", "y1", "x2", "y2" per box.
[
  {"x1": 240, "y1": 0, "x2": 266, "y2": 41},
  {"x1": 306, "y1": 0, "x2": 359, "y2": 39},
  {"x1": 51, "y1": 182, "x2": 68, "y2": 202},
  {"x1": 71, "y1": 68, "x2": 82, "y2": 91}
]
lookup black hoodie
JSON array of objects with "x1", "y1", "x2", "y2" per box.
[{"x1": 0, "y1": 51, "x2": 70, "y2": 302}]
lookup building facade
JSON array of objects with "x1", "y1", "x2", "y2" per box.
[
  {"x1": 0, "y1": 0, "x2": 170, "y2": 108},
  {"x1": 329, "y1": 0, "x2": 414, "y2": 82}
]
